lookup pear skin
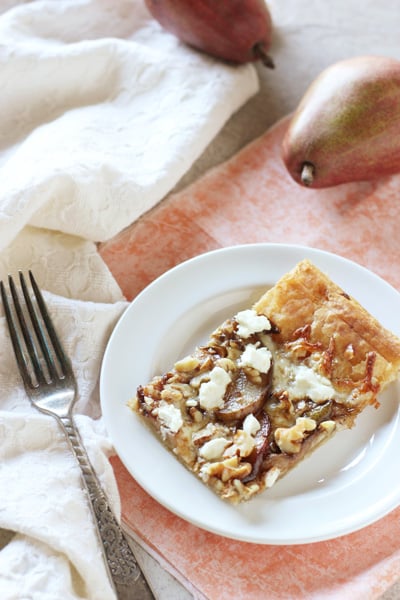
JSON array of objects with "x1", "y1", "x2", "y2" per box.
[
  {"x1": 145, "y1": 0, "x2": 274, "y2": 67},
  {"x1": 281, "y1": 56, "x2": 400, "y2": 188}
]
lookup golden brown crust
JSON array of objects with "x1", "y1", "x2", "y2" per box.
[{"x1": 254, "y1": 259, "x2": 400, "y2": 397}]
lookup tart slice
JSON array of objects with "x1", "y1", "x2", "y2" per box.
[{"x1": 129, "y1": 259, "x2": 400, "y2": 503}]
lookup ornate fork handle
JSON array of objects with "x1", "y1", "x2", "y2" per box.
[
  {"x1": 0, "y1": 272, "x2": 155, "y2": 599},
  {"x1": 60, "y1": 414, "x2": 155, "y2": 600}
]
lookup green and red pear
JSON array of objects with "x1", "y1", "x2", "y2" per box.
[
  {"x1": 282, "y1": 56, "x2": 400, "y2": 188},
  {"x1": 145, "y1": 0, "x2": 274, "y2": 67}
]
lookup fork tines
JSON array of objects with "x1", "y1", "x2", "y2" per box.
[{"x1": 0, "y1": 272, "x2": 70, "y2": 391}]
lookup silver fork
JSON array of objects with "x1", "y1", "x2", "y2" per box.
[{"x1": 0, "y1": 271, "x2": 155, "y2": 600}]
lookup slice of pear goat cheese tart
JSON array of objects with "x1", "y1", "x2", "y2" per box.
[{"x1": 129, "y1": 260, "x2": 400, "y2": 504}]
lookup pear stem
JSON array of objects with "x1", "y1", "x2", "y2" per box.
[
  {"x1": 252, "y1": 43, "x2": 275, "y2": 69},
  {"x1": 301, "y1": 162, "x2": 315, "y2": 186}
]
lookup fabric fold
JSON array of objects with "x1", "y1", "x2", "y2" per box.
[
  {"x1": 0, "y1": 413, "x2": 119, "y2": 600},
  {"x1": 0, "y1": 0, "x2": 258, "y2": 250},
  {"x1": 0, "y1": 1, "x2": 259, "y2": 598}
]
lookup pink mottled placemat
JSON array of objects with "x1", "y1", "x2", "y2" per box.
[{"x1": 100, "y1": 116, "x2": 400, "y2": 599}]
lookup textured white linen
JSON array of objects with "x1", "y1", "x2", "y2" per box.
[{"x1": 0, "y1": 1, "x2": 258, "y2": 598}]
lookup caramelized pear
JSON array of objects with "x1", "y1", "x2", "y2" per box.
[
  {"x1": 242, "y1": 411, "x2": 270, "y2": 483},
  {"x1": 145, "y1": 0, "x2": 274, "y2": 68},
  {"x1": 281, "y1": 56, "x2": 400, "y2": 188},
  {"x1": 216, "y1": 363, "x2": 272, "y2": 423}
]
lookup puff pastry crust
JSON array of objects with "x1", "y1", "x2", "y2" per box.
[{"x1": 130, "y1": 260, "x2": 400, "y2": 503}]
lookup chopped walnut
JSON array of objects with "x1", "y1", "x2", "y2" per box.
[
  {"x1": 168, "y1": 382, "x2": 193, "y2": 399},
  {"x1": 215, "y1": 357, "x2": 236, "y2": 372},
  {"x1": 233, "y1": 478, "x2": 260, "y2": 496},
  {"x1": 175, "y1": 356, "x2": 200, "y2": 372},
  {"x1": 189, "y1": 407, "x2": 204, "y2": 423},
  {"x1": 223, "y1": 430, "x2": 255, "y2": 458},
  {"x1": 226, "y1": 343, "x2": 243, "y2": 361},
  {"x1": 190, "y1": 371, "x2": 211, "y2": 389},
  {"x1": 205, "y1": 456, "x2": 252, "y2": 482},
  {"x1": 160, "y1": 387, "x2": 183, "y2": 402},
  {"x1": 242, "y1": 365, "x2": 263, "y2": 385},
  {"x1": 318, "y1": 420, "x2": 336, "y2": 434},
  {"x1": 192, "y1": 423, "x2": 216, "y2": 446},
  {"x1": 274, "y1": 417, "x2": 317, "y2": 454}
]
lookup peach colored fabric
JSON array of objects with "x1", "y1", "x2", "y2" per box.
[
  {"x1": 99, "y1": 116, "x2": 400, "y2": 599},
  {"x1": 111, "y1": 456, "x2": 400, "y2": 600}
]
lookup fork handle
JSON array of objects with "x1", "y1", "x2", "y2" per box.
[{"x1": 59, "y1": 415, "x2": 155, "y2": 600}]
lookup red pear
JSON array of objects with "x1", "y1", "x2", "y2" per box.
[
  {"x1": 144, "y1": 0, "x2": 274, "y2": 68},
  {"x1": 281, "y1": 56, "x2": 400, "y2": 188}
]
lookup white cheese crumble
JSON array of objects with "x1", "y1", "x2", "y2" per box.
[
  {"x1": 199, "y1": 437, "x2": 231, "y2": 460},
  {"x1": 243, "y1": 413, "x2": 261, "y2": 436},
  {"x1": 265, "y1": 467, "x2": 281, "y2": 488},
  {"x1": 157, "y1": 401, "x2": 183, "y2": 433},
  {"x1": 185, "y1": 399, "x2": 198, "y2": 407},
  {"x1": 288, "y1": 365, "x2": 336, "y2": 403},
  {"x1": 239, "y1": 343, "x2": 272, "y2": 374},
  {"x1": 144, "y1": 396, "x2": 153, "y2": 408},
  {"x1": 260, "y1": 335, "x2": 346, "y2": 405},
  {"x1": 199, "y1": 366, "x2": 231, "y2": 410},
  {"x1": 235, "y1": 309, "x2": 271, "y2": 338}
]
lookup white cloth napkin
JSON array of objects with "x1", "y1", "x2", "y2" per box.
[{"x1": 0, "y1": 1, "x2": 259, "y2": 598}]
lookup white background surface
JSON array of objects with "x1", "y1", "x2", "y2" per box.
[{"x1": 2, "y1": 0, "x2": 400, "y2": 598}]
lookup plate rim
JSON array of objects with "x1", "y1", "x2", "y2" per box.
[{"x1": 100, "y1": 243, "x2": 400, "y2": 544}]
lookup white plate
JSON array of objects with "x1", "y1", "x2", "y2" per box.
[{"x1": 100, "y1": 243, "x2": 400, "y2": 545}]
